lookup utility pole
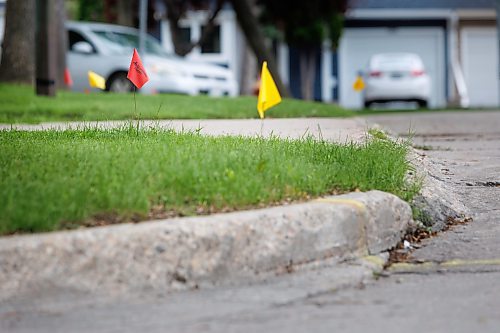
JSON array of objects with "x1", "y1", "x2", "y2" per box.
[
  {"x1": 139, "y1": 0, "x2": 148, "y2": 55},
  {"x1": 496, "y1": 0, "x2": 500, "y2": 104},
  {"x1": 35, "y1": 0, "x2": 57, "y2": 96}
]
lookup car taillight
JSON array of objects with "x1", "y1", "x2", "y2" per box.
[
  {"x1": 369, "y1": 71, "x2": 382, "y2": 77},
  {"x1": 411, "y1": 69, "x2": 425, "y2": 77}
]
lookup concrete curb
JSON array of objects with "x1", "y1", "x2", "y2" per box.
[
  {"x1": 409, "y1": 149, "x2": 471, "y2": 231},
  {"x1": 0, "y1": 190, "x2": 411, "y2": 301},
  {"x1": 367, "y1": 124, "x2": 470, "y2": 231}
]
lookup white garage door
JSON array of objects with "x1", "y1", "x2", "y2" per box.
[
  {"x1": 339, "y1": 27, "x2": 446, "y2": 109},
  {"x1": 460, "y1": 27, "x2": 499, "y2": 107}
]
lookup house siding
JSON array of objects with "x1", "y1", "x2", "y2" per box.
[
  {"x1": 154, "y1": 0, "x2": 498, "y2": 106},
  {"x1": 344, "y1": 17, "x2": 450, "y2": 101}
]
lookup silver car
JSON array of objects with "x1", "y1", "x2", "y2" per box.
[{"x1": 67, "y1": 21, "x2": 238, "y2": 96}]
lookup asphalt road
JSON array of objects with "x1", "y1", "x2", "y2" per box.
[{"x1": 1, "y1": 111, "x2": 499, "y2": 332}]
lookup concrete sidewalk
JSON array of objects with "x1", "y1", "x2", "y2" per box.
[{"x1": 0, "y1": 118, "x2": 368, "y2": 143}]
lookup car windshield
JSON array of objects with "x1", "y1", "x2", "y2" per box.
[{"x1": 92, "y1": 30, "x2": 171, "y2": 57}]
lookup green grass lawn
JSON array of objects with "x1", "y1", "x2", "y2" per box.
[
  {"x1": 0, "y1": 127, "x2": 419, "y2": 235},
  {"x1": 0, "y1": 84, "x2": 353, "y2": 123}
]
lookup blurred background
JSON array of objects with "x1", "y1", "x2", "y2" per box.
[{"x1": 0, "y1": 0, "x2": 499, "y2": 109}]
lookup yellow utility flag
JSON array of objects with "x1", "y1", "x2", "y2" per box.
[
  {"x1": 88, "y1": 71, "x2": 106, "y2": 90},
  {"x1": 353, "y1": 75, "x2": 365, "y2": 92},
  {"x1": 257, "y1": 61, "x2": 282, "y2": 119}
]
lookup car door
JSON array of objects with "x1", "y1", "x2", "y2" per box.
[{"x1": 67, "y1": 29, "x2": 110, "y2": 92}]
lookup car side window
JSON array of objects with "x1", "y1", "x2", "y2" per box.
[{"x1": 68, "y1": 30, "x2": 96, "y2": 53}]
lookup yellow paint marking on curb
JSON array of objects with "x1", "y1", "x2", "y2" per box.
[
  {"x1": 389, "y1": 258, "x2": 500, "y2": 272},
  {"x1": 441, "y1": 258, "x2": 500, "y2": 267},
  {"x1": 389, "y1": 262, "x2": 437, "y2": 271},
  {"x1": 315, "y1": 198, "x2": 367, "y2": 212},
  {"x1": 362, "y1": 255, "x2": 386, "y2": 267}
]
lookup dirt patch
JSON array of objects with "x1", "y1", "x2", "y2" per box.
[
  {"x1": 58, "y1": 192, "x2": 346, "y2": 231},
  {"x1": 386, "y1": 216, "x2": 473, "y2": 268}
]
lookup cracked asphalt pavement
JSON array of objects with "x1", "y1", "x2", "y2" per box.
[{"x1": 1, "y1": 111, "x2": 499, "y2": 332}]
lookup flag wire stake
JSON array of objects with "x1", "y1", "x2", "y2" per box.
[
  {"x1": 133, "y1": 86, "x2": 137, "y2": 117},
  {"x1": 133, "y1": 86, "x2": 140, "y2": 135}
]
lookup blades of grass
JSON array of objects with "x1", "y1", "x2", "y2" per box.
[{"x1": 0, "y1": 128, "x2": 419, "y2": 234}]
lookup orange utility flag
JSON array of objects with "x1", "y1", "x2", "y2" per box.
[
  {"x1": 127, "y1": 48, "x2": 149, "y2": 89},
  {"x1": 353, "y1": 75, "x2": 365, "y2": 91},
  {"x1": 64, "y1": 68, "x2": 73, "y2": 87},
  {"x1": 88, "y1": 71, "x2": 106, "y2": 90},
  {"x1": 257, "y1": 61, "x2": 281, "y2": 119}
]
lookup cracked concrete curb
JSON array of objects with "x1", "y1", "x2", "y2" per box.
[
  {"x1": 409, "y1": 149, "x2": 471, "y2": 231},
  {"x1": 0, "y1": 190, "x2": 411, "y2": 301},
  {"x1": 368, "y1": 123, "x2": 470, "y2": 231}
]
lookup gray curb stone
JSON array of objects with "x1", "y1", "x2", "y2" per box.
[
  {"x1": 409, "y1": 150, "x2": 470, "y2": 231},
  {"x1": 367, "y1": 124, "x2": 470, "y2": 231},
  {"x1": 0, "y1": 190, "x2": 411, "y2": 301}
]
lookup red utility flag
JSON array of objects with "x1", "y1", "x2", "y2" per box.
[
  {"x1": 127, "y1": 48, "x2": 149, "y2": 89},
  {"x1": 64, "y1": 68, "x2": 73, "y2": 87}
]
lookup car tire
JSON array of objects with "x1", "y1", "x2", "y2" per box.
[
  {"x1": 417, "y1": 99, "x2": 428, "y2": 109},
  {"x1": 107, "y1": 72, "x2": 134, "y2": 93},
  {"x1": 364, "y1": 101, "x2": 373, "y2": 109}
]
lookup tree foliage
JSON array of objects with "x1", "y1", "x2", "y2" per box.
[
  {"x1": 258, "y1": 0, "x2": 347, "y2": 100},
  {"x1": 163, "y1": 0, "x2": 289, "y2": 96},
  {"x1": 78, "y1": 0, "x2": 104, "y2": 22},
  {"x1": 259, "y1": 0, "x2": 347, "y2": 50}
]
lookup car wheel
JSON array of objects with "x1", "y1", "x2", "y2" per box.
[
  {"x1": 364, "y1": 101, "x2": 373, "y2": 109},
  {"x1": 107, "y1": 72, "x2": 134, "y2": 93},
  {"x1": 417, "y1": 99, "x2": 428, "y2": 109}
]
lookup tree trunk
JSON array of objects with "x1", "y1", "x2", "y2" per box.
[
  {"x1": 227, "y1": 0, "x2": 290, "y2": 97},
  {"x1": 299, "y1": 48, "x2": 316, "y2": 100},
  {"x1": 163, "y1": 0, "x2": 185, "y2": 55},
  {"x1": 117, "y1": 0, "x2": 134, "y2": 27},
  {"x1": 240, "y1": 43, "x2": 257, "y2": 95},
  {"x1": 0, "y1": 0, "x2": 35, "y2": 84},
  {"x1": 36, "y1": 0, "x2": 58, "y2": 96}
]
